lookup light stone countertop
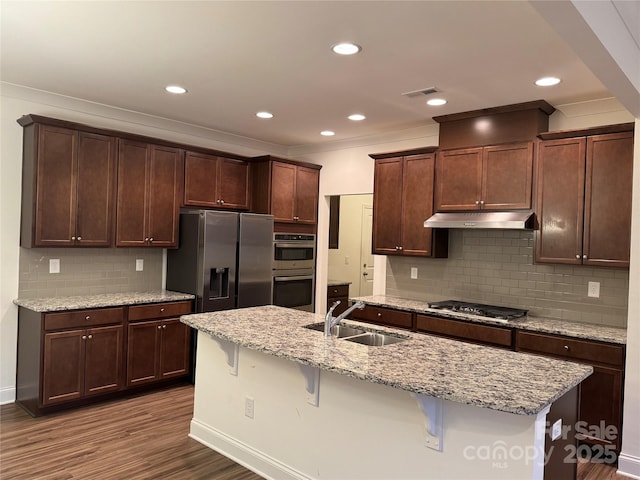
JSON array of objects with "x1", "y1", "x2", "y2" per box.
[
  {"x1": 327, "y1": 279, "x2": 351, "y2": 287},
  {"x1": 353, "y1": 295, "x2": 627, "y2": 345},
  {"x1": 13, "y1": 290, "x2": 195, "y2": 312},
  {"x1": 181, "y1": 305, "x2": 592, "y2": 416}
]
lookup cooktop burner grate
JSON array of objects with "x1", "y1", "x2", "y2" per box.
[{"x1": 427, "y1": 300, "x2": 528, "y2": 320}]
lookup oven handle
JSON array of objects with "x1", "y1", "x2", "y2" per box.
[
  {"x1": 274, "y1": 242, "x2": 315, "y2": 249},
  {"x1": 274, "y1": 275, "x2": 314, "y2": 282}
]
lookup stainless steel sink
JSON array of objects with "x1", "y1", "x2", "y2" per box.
[
  {"x1": 304, "y1": 322, "x2": 366, "y2": 338},
  {"x1": 304, "y1": 322, "x2": 406, "y2": 346},
  {"x1": 344, "y1": 332, "x2": 406, "y2": 346}
]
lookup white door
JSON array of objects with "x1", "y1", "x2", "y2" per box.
[{"x1": 359, "y1": 205, "x2": 374, "y2": 296}]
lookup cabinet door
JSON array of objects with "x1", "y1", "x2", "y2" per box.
[
  {"x1": 147, "y1": 145, "x2": 182, "y2": 247},
  {"x1": 84, "y1": 325, "x2": 124, "y2": 396},
  {"x1": 372, "y1": 158, "x2": 403, "y2": 255},
  {"x1": 401, "y1": 154, "x2": 436, "y2": 256},
  {"x1": 295, "y1": 166, "x2": 319, "y2": 224},
  {"x1": 75, "y1": 132, "x2": 116, "y2": 246},
  {"x1": 534, "y1": 138, "x2": 586, "y2": 265},
  {"x1": 183, "y1": 151, "x2": 219, "y2": 207},
  {"x1": 271, "y1": 162, "x2": 297, "y2": 222},
  {"x1": 43, "y1": 330, "x2": 84, "y2": 405},
  {"x1": 35, "y1": 125, "x2": 78, "y2": 247},
  {"x1": 126, "y1": 320, "x2": 161, "y2": 386},
  {"x1": 583, "y1": 133, "x2": 633, "y2": 267},
  {"x1": 482, "y1": 142, "x2": 533, "y2": 209},
  {"x1": 435, "y1": 147, "x2": 483, "y2": 211},
  {"x1": 218, "y1": 157, "x2": 250, "y2": 210},
  {"x1": 159, "y1": 319, "x2": 191, "y2": 379},
  {"x1": 116, "y1": 139, "x2": 149, "y2": 246}
]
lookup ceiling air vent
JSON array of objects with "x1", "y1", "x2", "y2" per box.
[{"x1": 401, "y1": 86, "x2": 440, "y2": 98}]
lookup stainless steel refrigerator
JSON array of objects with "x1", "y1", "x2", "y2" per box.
[{"x1": 166, "y1": 210, "x2": 274, "y2": 312}]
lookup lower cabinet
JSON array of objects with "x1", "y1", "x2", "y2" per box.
[
  {"x1": 415, "y1": 314, "x2": 513, "y2": 349},
  {"x1": 16, "y1": 300, "x2": 192, "y2": 416},
  {"x1": 515, "y1": 330, "x2": 625, "y2": 457},
  {"x1": 126, "y1": 301, "x2": 192, "y2": 386},
  {"x1": 327, "y1": 284, "x2": 349, "y2": 317}
]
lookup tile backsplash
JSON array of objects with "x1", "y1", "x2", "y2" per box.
[
  {"x1": 386, "y1": 229, "x2": 628, "y2": 328},
  {"x1": 18, "y1": 248, "x2": 163, "y2": 298}
]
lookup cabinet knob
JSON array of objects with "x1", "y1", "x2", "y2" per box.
[
  {"x1": 479, "y1": 200, "x2": 484, "y2": 206},
  {"x1": 145, "y1": 237, "x2": 149, "y2": 242},
  {"x1": 87, "y1": 334, "x2": 92, "y2": 339},
  {"x1": 377, "y1": 312, "x2": 382, "y2": 317},
  {"x1": 71, "y1": 236, "x2": 76, "y2": 241},
  {"x1": 157, "y1": 325, "x2": 162, "y2": 329},
  {"x1": 576, "y1": 254, "x2": 580, "y2": 259},
  {"x1": 583, "y1": 255, "x2": 587, "y2": 259},
  {"x1": 398, "y1": 246, "x2": 403, "y2": 251},
  {"x1": 82, "y1": 335, "x2": 87, "y2": 340},
  {"x1": 475, "y1": 200, "x2": 480, "y2": 205},
  {"x1": 85, "y1": 315, "x2": 90, "y2": 320},
  {"x1": 160, "y1": 308, "x2": 165, "y2": 312},
  {"x1": 77, "y1": 236, "x2": 82, "y2": 241},
  {"x1": 149, "y1": 237, "x2": 154, "y2": 243},
  {"x1": 220, "y1": 199, "x2": 225, "y2": 205},
  {"x1": 162, "y1": 325, "x2": 167, "y2": 329},
  {"x1": 564, "y1": 345, "x2": 569, "y2": 351}
]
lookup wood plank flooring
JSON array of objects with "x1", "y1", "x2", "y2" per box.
[
  {"x1": 0, "y1": 384, "x2": 628, "y2": 479},
  {"x1": 1, "y1": 385, "x2": 263, "y2": 480}
]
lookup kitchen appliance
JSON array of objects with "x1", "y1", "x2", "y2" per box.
[
  {"x1": 428, "y1": 300, "x2": 528, "y2": 321},
  {"x1": 167, "y1": 210, "x2": 274, "y2": 311},
  {"x1": 424, "y1": 211, "x2": 534, "y2": 230},
  {"x1": 272, "y1": 233, "x2": 316, "y2": 312}
]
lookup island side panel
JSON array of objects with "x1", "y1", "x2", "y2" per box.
[{"x1": 190, "y1": 332, "x2": 543, "y2": 480}]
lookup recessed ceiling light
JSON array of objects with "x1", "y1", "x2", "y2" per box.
[
  {"x1": 348, "y1": 114, "x2": 366, "y2": 121},
  {"x1": 331, "y1": 43, "x2": 362, "y2": 55},
  {"x1": 256, "y1": 111, "x2": 274, "y2": 119},
  {"x1": 165, "y1": 85, "x2": 187, "y2": 94},
  {"x1": 320, "y1": 130, "x2": 335, "y2": 136},
  {"x1": 535, "y1": 77, "x2": 561, "y2": 87},
  {"x1": 426, "y1": 98, "x2": 447, "y2": 106}
]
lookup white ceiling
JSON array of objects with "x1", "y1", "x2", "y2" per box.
[{"x1": 1, "y1": 1, "x2": 614, "y2": 148}]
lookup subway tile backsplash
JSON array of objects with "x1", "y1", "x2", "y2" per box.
[
  {"x1": 386, "y1": 229, "x2": 628, "y2": 328},
  {"x1": 18, "y1": 248, "x2": 163, "y2": 299}
]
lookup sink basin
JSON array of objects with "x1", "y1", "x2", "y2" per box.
[
  {"x1": 344, "y1": 332, "x2": 406, "y2": 346},
  {"x1": 304, "y1": 322, "x2": 366, "y2": 338}
]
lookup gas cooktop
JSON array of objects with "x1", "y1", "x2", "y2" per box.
[{"x1": 427, "y1": 300, "x2": 528, "y2": 321}]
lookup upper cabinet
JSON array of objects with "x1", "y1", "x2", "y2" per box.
[
  {"x1": 535, "y1": 126, "x2": 634, "y2": 267},
  {"x1": 370, "y1": 149, "x2": 448, "y2": 257},
  {"x1": 116, "y1": 140, "x2": 183, "y2": 248},
  {"x1": 19, "y1": 117, "x2": 117, "y2": 248},
  {"x1": 183, "y1": 151, "x2": 250, "y2": 210},
  {"x1": 250, "y1": 156, "x2": 321, "y2": 232},
  {"x1": 435, "y1": 142, "x2": 534, "y2": 211}
]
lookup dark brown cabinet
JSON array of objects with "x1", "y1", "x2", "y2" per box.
[
  {"x1": 19, "y1": 120, "x2": 116, "y2": 247},
  {"x1": 183, "y1": 151, "x2": 250, "y2": 210},
  {"x1": 535, "y1": 130, "x2": 633, "y2": 267},
  {"x1": 348, "y1": 304, "x2": 413, "y2": 330},
  {"x1": 435, "y1": 142, "x2": 533, "y2": 211},
  {"x1": 516, "y1": 330, "x2": 625, "y2": 456},
  {"x1": 251, "y1": 156, "x2": 321, "y2": 231},
  {"x1": 126, "y1": 301, "x2": 192, "y2": 386},
  {"x1": 327, "y1": 284, "x2": 350, "y2": 316},
  {"x1": 16, "y1": 306, "x2": 125, "y2": 415},
  {"x1": 370, "y1": 150, "x2": 448, "y2": 257},
  {"x1": 415, "y1": 314, "x2": 513, "y2": 349},
  {"x1": 116, "y1": 140, "x2": 183, "y2": 247}
]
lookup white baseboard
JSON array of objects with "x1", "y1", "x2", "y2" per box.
[
  {"x1": 189, "y1": 418, "x2": 311, "y2": 480},
  {"x1": 0, "y1": 386, "x2": 15, "y2": 405},
  {"x1": 618, "y1": 453, "x2": 640, "y2": 479}
]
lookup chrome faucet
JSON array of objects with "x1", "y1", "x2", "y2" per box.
[{"x1": 324, "y1": 300, "x2": 365, "y2": 336}]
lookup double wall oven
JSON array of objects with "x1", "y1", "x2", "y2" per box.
[{"x1": 272, "y1": 233, "x2": 316, "y2": 312}]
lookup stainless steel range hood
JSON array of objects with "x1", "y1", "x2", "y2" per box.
[{"x1": 424, "y1": 211, "x2": 534, "y2": 229}]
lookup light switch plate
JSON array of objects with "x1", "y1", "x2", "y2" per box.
[
  {"x1": 410, "y1": 267, "x2": 418, "y2": 279},
  {"x1": 136, "y1": 259, "x2": 144, "y2": 272},
  {"x1": 588, "y1": 281, "x2": 600, "y2": 298},
  {"x1": 551, "y1": 419, "x2": 562, "y2": 441},
  {"x1": 49, "y1": 258, "x2": 60, "y2": 274}
]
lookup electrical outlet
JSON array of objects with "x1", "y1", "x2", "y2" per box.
[
  {"x1": 588, "y1": 281, "x2": 600, "y2": 298},
  {"x1": 49, "y1": 258, "x2": 60, "y2": 274},
  {"x1": 410, "y1": 267, "x2": 418, "y2": 279},
  {"x1": 136, "y1": 259, "x2": 144, "y2": 272},
  {"x1": 245, "y1": 397, "x2": 254, "y2": 419},
  {"x1": 551, "y1": 419, "x2": 563, "y2": 441},
  {"x1": 344, "y1": 256, "x2": 349, "y2": 265}
]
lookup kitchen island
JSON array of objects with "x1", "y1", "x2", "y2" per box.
[{"x1": 181, "y1": 305, "x2": 592, "y2": 480}]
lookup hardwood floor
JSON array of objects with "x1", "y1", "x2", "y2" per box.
[
  {"x1": 0, "y1": 385, "x2": 263, "y2": 480},
  {"x1": 0, "y1": 385, "x2": 629, "y2": 479}
]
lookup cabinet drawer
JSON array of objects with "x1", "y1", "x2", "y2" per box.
[
  {"x1": 350, "y1": 305, "x2": 413, "y2": 330},
  {"x1": 128, "y1": 301, "x2": 192, "y2": 322},
  {"x1": 516, "y1": 331, "x2": 624, "y2": 368},
  {"x1": 44, "y1": 307, "x2": 124, "y2": 331},
  {"x1": 416, "y1": 315, "x2": 513, "y2": 348},
  {"x1": 327, "y1": 285, "x2": 349, "y2": 298}
]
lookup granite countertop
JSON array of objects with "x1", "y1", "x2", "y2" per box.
[
  {"x1": 327, "y1": 279, "x2": 351, "y2": 287},
  {"x1": 14, "y1": 290, "x2": 195, "y2": 312},
  {"x1": 352, "y1": 295, "x2": 627, "y2": 345},
  {"x1": 181, "y1": 305, "x2": 592, "y2": 416}
]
